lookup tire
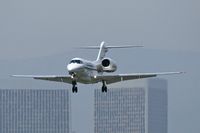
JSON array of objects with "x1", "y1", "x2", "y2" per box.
[
  {"x1": 104, "y1": 86, "x2": 107, "y2": 92},
  {"x1": 102, "y1": 86, "x2": 105, "y2": 92},
  {"x1": 102, "y1": 86, "x2": 107, "y2": 93},
  {"x1": 75, "y1": 87, "x2": 78, "y2": 93}
]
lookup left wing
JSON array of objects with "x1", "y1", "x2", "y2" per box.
[
  {"x1": 12, "y1": 75, "x2": 72, "y2": 84},
  {"x1": 96, "y1": 72, "x2": 184, "y2": 84}
]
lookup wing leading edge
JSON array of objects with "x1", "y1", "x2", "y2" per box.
[
  {"x1": 96, "y1": 72, "x2": 184, "y2": 84},
  {"x1": 12, "y1": 72, "x2": 184, "y2": 85},
  {"x1": 12, "y1": 75, "x2": 72, "y2": 84}
]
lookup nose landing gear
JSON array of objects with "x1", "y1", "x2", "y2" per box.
[
  {"x1": 70, "y1": 73, "x2": 78, "y2": 93},
  {"x1": 72, "y1": 80, "x2": 78, "y2": 93}
]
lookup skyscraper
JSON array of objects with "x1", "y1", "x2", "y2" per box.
[
  {"x1": 0, "y1": 88, "x2": 70, "y2": 133},
  {"x1": 94, "y1": 78, "x2": 167, "y2": 133}
]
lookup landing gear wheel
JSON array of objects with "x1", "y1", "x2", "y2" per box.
[
  {"x1": 102, "y1": 80, "x2": 108, "y2": 93},
  {"x1": 102, "y1": 86, "x2": 107, "y2": 92},
  {"x1": 72, "y1": 81, "x2": 78, "y2": 93},
  {"x1": 75, "y1": 87, "x2": 78, "y2": 93},
  {"x1": 72, "y1": 86, "x2": 78, "y2": 93}
]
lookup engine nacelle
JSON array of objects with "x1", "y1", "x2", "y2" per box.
[{"x1": 101, "y1": 58, "x2": 117, "y2": 72}]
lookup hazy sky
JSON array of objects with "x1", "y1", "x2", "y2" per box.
[
  {"x1": 0, "y1": 0, "x2": 200, "y2": 133},
  {"x1": 0, "y1": 0, "x2": 200, "y2": 60}
]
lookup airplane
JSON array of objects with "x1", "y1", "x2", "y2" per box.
[{"x1": 12, "y1": 41, "x2": 183, "y2": 93}]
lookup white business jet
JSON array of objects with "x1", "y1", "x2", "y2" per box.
[{"x1": 13, "y1": 42, "x2": 183, "y2": 93}]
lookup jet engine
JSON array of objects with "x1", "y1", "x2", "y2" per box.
[{"x1": 101, "y1": 58, "x2": 117, "y2": 72}]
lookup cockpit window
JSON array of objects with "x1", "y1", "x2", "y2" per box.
[{"x1": 70, "y1": 60, "x2": 83, "y2": 64}]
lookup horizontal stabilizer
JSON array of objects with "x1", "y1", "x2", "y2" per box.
[
  {"x1": 78, "y1": 45, "x2": 143, "y2": 49},
  {"x1": 76, "y1": 41, "x2": 144, "y2": 61}
]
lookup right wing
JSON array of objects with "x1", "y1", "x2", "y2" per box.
[
  {"x1": 96, "y1": 72, "x2": 184, "y2": 84},
  {"x1": 12, "y1": 75, "x2": 72, "y2": 84}
]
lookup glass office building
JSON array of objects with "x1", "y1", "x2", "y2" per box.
[
  {"x1": 94, "y1": 78, "x2": 167, "y2": 133},
  {"x1": 0, "y1": 89, "x2": 70, "y2": 133}
]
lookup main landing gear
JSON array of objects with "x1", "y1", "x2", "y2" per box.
[
  {"x1": 72, "y1": 80, "x2": 78, "y2": 93},
  {"x1": 71, "y1": 80, "x2": 108, "y2": 93},
  {"x1": 102, "y1": 80, "x2": 107, "y2": 92}
]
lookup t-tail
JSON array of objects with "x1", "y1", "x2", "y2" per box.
[{"x1": 78, "y1": 41, "x2": 143, "y2": 61}]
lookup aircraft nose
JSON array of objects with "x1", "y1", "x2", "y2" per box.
[
  {"x1": 67, "y1": 64, "x2": 83, "y2": 73},
  {"x1": 67, "y1": 64, "x2": 73, "y2": 72}
]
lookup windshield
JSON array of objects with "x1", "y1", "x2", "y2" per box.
[{"x1": 70, "y1": 60, "x2": 83, "y2": 64}]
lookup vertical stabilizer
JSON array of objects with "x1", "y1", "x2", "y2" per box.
[{"x1": 96, "y1": 41, "x2": 108, "y2": 61}]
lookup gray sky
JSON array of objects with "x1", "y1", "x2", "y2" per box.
[
  {"x1": 0, "y1": 0, "x2": 200, "y2": 59},
  {"x1": 0, "y1": 0, "x2": 200, "y2": 133}
]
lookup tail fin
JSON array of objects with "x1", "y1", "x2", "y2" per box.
[
  {"x1": 78, "y1": 41, "x2": 143, "y2": 61},
  {"x1": 96, "y1": 41, "x2": 107, "y2": 61}
]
